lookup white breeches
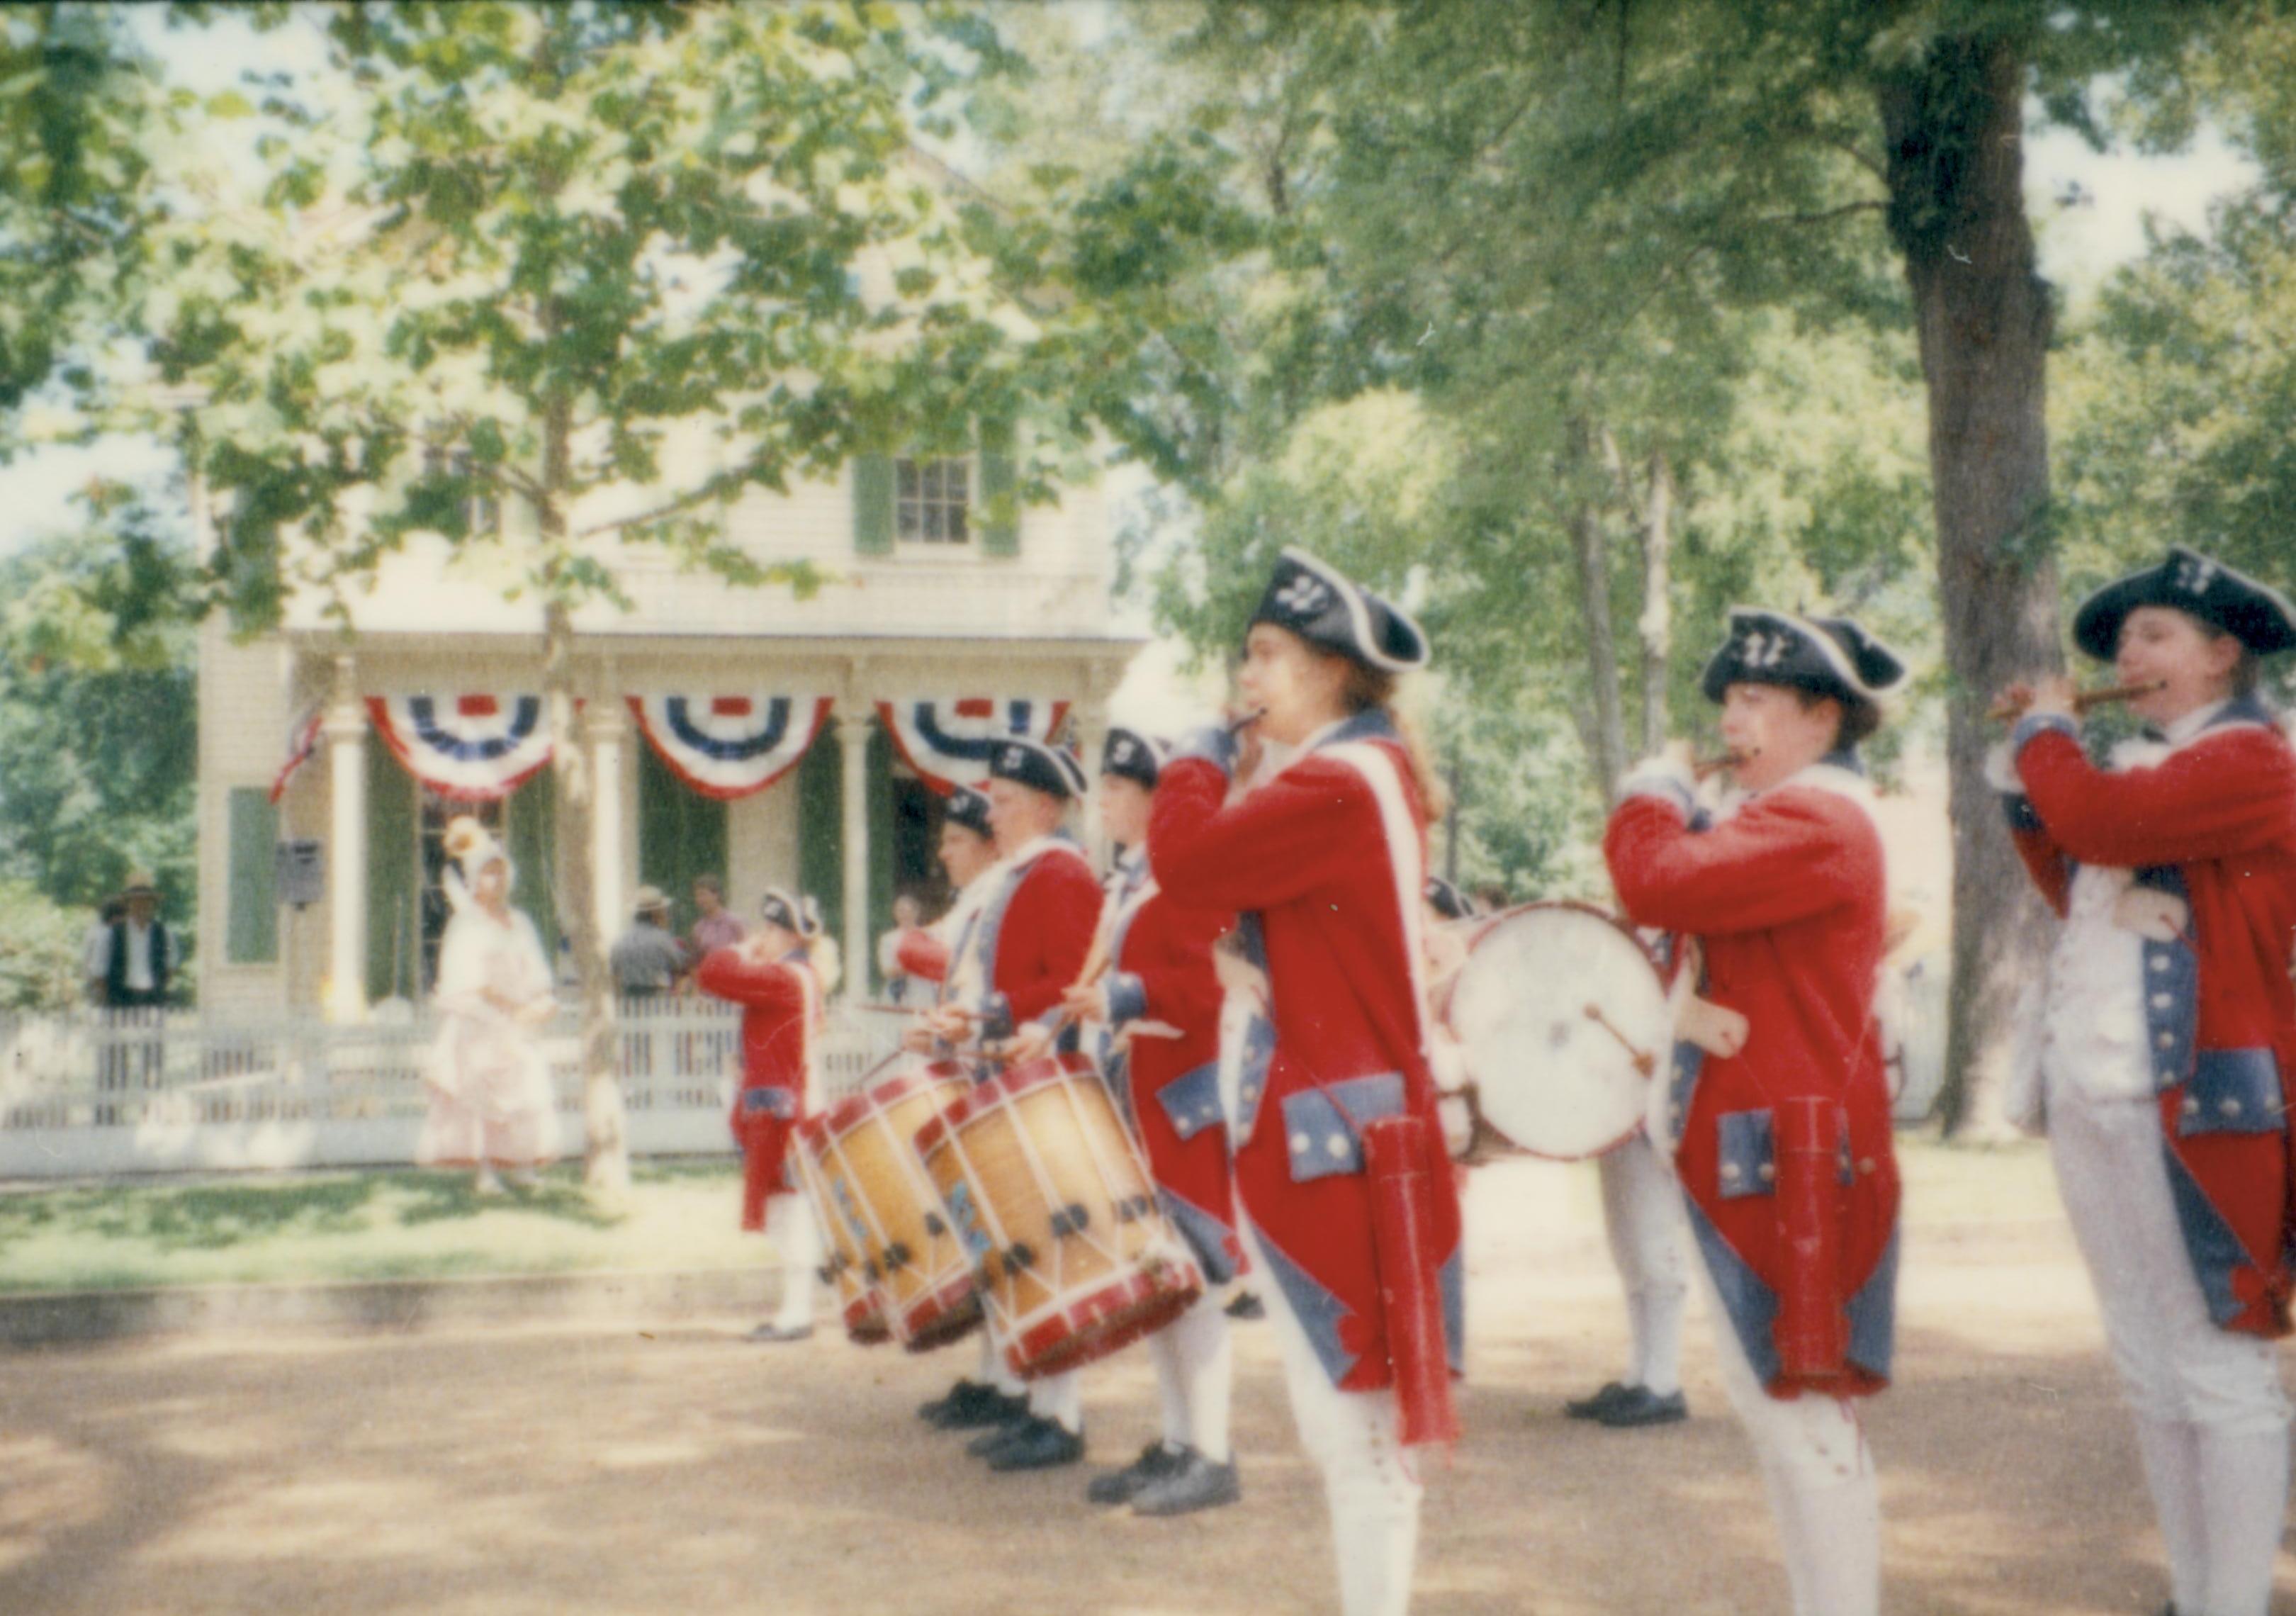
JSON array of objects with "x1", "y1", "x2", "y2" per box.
[
  {"x1": 1149, "y1": 1294, "x2": 1234, "y2": 1461},
  {"x1": 765, "y1": 1193, "x2": 816, "y2": 1330},
  {"x1": 1246, "y1": 1218, "x2": 1422, "y2": 1616},
  {"x1": 1693, "y1": 1240, "x2": 1880, "y2": 1616},
  {"x1": 2049, "y1": 1081, "x2": 2290, "y2": 1616},
  {"x1": 1598, "y1": 1132, "x2": 1688, "y2": 1395}
]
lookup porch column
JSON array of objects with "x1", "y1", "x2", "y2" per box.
[
  {"x1": 586, "y1": 701, "x2": 627, "y2": 942},
  {"x1": 839, "y1": 710, "x2": 872, "y2": 1001},
  {"x1": 323, "y1": 657, "x2": 367, "y2": 1022},
  {"x1": 1073, "y1": 666, "x2": 1113, "y2": 870}
]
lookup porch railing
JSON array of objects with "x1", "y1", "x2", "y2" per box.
[{"x1": 0, "y1": 999, "x2": 911, "y2": 1179}]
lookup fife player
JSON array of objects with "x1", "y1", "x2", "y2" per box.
[
  {"x1": 1604, "y1": 606, "x2": 1908, "y2": 1616},
  {"x1": 1991, "y1": 546, "x2": 2296, "y2": 1616}
]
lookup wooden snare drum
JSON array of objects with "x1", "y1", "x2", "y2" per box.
[
  {"x1": 793, "y1": 1062, "x2": 980, "y2": 1352},
  {"x1": 913, "y1": 1052, "x2": 1203, "y2": 1381}
]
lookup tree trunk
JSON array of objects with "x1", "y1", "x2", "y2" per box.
[
  {"x1": 537, "y1": 411, "x2": 629, "y2": 1196},
  {"x1": 1878, "y1": 35, "x2": 2064, "y2": 1140},
  {"x1": 1568, "y1": 418, "x2": 1631, "y2": 800},
  {"x1": 1636, "y1": 449, "x2": 1674, "y2": 761}
]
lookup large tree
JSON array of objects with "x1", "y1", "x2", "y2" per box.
[
  {"x1": 121, "y1": 1, "x2": 1079, "y2": 1194},
  {"x1": 1007, "y1": 0, "x2": 2236, "y2": 1134}
]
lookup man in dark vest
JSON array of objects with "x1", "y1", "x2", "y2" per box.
[{"x1": 103, "y1": 871, "x2": 176, "y2": 1009}]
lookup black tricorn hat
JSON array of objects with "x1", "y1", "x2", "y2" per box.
[
  {"x1": 1247, "y1": 547, "x2": 1429, "y2": 673},
  {"x1": 2070, "y1": 545, "x2": 2296, "y2": 661},
  {"x1": 988, "y1": 736, "x2": 1088, "y2": 801},
  {"x1": 943, "y1": 785, "x2": 994, "y2": 840},
  {"x1": 1100, "y1": 726, "x2": 1165, "y2": 790},
  {"x1": 1699, "y1": 607, "x2": 1907, "y2": 714},
  {"x1": 1424, "y1": 876, "x2": 1474, "y2": 922}
]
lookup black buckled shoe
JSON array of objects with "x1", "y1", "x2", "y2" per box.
[
  {"x1": 966, "y1": 1409, "x2": 1047, "y2": 1458},
  {"x1": 1223, "y1": 1291, "x2": 1266, "y2": 1320},
  {"x1": 1131, "y1": 1449, "x2": 1241, "y2": 1517},
  {"x1": 1563, "y1": 1381, "x2": 1634, "y2": 1420},
  {"x1": 1086, "y1": 1442, "x2": 1186, "y2": 1506},
  {"x1": 918, "y1": 1379, "x2": 991, "y2": 1423},
  {"x1": 985, "y1": 1417, "x2": 1086, "y2": 1472},
  {"x1": 925, "y1": 1381, "x2": 1031, "y2": 1432},
  {"x1": 1595, "y1": 1387, "x2": 1688, "y2": 1428}
]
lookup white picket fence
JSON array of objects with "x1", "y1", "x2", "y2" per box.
[{"x1": 0, "y1": 1000, "x2": 911, "y2": 1179}]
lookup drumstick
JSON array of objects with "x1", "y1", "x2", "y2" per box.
[
  {"x1": 855, "y1": 1001, "x2": 976, "y2": 1019},
  {"x1": 1583, "y1": 1002, "x2": 1657, "y2": 1077},
  {"x1": 1985, "y1": 679, "x2": 2166, "y2": 723}
]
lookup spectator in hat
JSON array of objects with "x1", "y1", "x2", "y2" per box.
[
  {"x1": 93, "y1": 873, "x2": 178, "y2": 1009},
  {"x1": 610, "y1": 885, "x2": 685, "y2": 1001}
]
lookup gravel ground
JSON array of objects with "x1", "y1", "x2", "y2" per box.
[{"x1": 2, "y1": 1154, "x2": 2290, "y2": 1615}]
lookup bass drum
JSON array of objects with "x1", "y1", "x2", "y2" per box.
[{"x1": 1440, "y1": 902, "x2": 1670, "y2": 1160}]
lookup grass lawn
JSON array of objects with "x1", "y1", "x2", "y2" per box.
[
  {"x1": 0, "y1": 1131, "x2": 2062, "y2": 1297},
  {"x1": 0, "y1": 1158, "x2": 765, "y2": 1294}
]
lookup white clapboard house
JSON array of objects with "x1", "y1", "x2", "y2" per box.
[{"x1": 200, "y1": 445, "x2": 1138, "y2": 1022}]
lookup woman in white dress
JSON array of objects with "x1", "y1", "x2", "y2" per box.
[{"x1": 417, "y1": 817, "x2": 561, "y2": 1193}]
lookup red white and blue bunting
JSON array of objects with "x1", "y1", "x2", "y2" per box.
[
  {"x1": 626, "y1": 694, "x2": 833, "y2": 801},
  {"x1": 367, "y1": 693, "x2": 555, "y2": 802},
  {"x1": 874, "y1": 696, "x2": 1071, "y2": 796}
]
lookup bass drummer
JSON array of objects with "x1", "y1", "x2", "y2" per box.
[
  {"x1": 1603, "y1": 605, "x2": 1906, "y2": 1616},
  {"x1": 924, "y1": 738, "x2": 1103, "y2": 1474},
  {"x1": 1054, "y1": 726, "x2": 1246, "y2": 1517}
]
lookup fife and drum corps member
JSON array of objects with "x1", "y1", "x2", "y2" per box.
[
  {"x1": 1062, "y1": 726, "x2": 1247, "y2": 1517},
  {"x1": 1992, "y1": 545, "x2": 2296, "y2": 1616},
  {"x1": 1605, "y1": 606, "x2": 1908, "y2": 1616},
  {"x1": 1152, "y1": 548, "x2": 1464, "y2": 1616},
  {"x1": 923, "y1": 738, "x2": 1103, "y2": 1472},
  {"x1": 696, "y1": 887, "x2": 841, "y2": 1344}
]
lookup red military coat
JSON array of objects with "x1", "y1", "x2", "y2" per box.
[
  {"x1": 2007, "y1": 697, "x2": 2296, "y2": 1337},
  {"x1": 1604, "y1": 758, "x2": 1900, "y2": 1398},
  {"x1": 1152, "y1": 710, "x2": 1464, "y2": 1393},
  {"x1": 696, "y1": 946, "x2": 821, "y2": 1230},
  {"x1": 955, "y1": 836, "x2": 1101, "y2": 1045},
  {"x1": 1099, "y1": 851, "x2": 1244, "y2": 1284}
]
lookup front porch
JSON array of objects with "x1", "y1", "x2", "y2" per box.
[{"x1": 201, "y1": 632, "x2": 1137, "y2": 1021}]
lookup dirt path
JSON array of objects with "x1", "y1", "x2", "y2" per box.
[{"x1": 1, "y1": 1157, "x2": 2289, "y2": 1615}]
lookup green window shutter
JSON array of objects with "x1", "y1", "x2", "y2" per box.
[
  {"x1": 365, "y1": 744, "x2": 418, "y2": 1003},
  {"x1": 637, "y1": 742, "x2": 727, "y2": 932},
  {"x1": 979, "y1": 418, "x2": 1018, "y2": 558},
  {"x1": 797, "y1": 720, "x2": 845, "y2": 954},
  {"x1": 507, "y1": 768, "x2": 558, "y2": 965},
  {"x1": 852, "y1": 454, "x2": 895, "y2": 556},
  {"x1": 225, "y1": 788, "x2": 280, "y2": 965}
]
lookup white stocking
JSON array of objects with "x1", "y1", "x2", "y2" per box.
[
  {"x1": 1029, "y1": 1367, "x2": 1083, "y2": 1434},
  {"x1": 2196, "y1": 1423, "x2": 2290, "y2": 1616},
  {"x1": 979, "y1": 1323, "x2": 1025, "y2": 1396},
  {"x1": 765, "y1": 1193, "x2": 816, "y2": 1330},
  {"x1": 1639, "y1": 1282, "x2": 1687, "y2": 1398},
  {"x1": 2134, "y1": 1415, "x2": 2209, "y2": 1616}
]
